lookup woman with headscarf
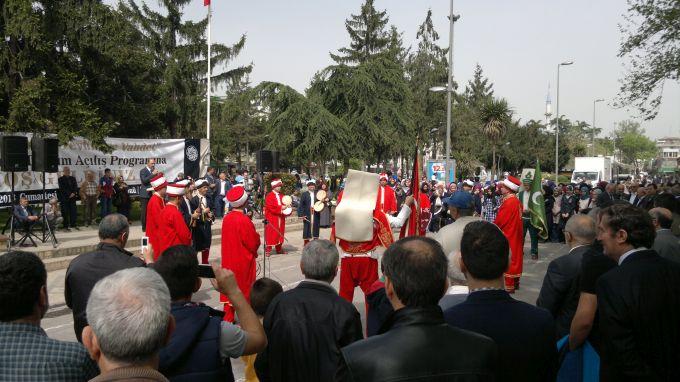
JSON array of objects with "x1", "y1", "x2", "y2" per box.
[
  {"x1": 578, "y1": 184, "x2": 592, "y2": 212},
  {"x1": 318, "y1": 182, "x2": 332, "y2": 228}
]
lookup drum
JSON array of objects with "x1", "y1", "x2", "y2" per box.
[
  {"x1": 282, "y1": 206, "x2": 293, "y2": 216},
  {"x1": 313, "y1": 201, "x2": 325, "y2": 212},
  {"x1": 316, "y1": 190, "x2": 327, "y2": 201},
  {"x1": 282, "y1": 195, "x2": 293, "y2": 206}
]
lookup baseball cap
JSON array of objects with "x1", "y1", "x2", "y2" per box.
[{"x1": 446, "y1": 191, "x2": 474, "y2": 209}]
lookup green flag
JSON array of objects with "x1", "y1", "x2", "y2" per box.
[{"x1": 529, "y1": 161, "x2": 549, "y2": 239}]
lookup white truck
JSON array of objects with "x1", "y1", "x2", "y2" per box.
[{"x1": 571, "y1": 157, "x2": 612, "y2": 187}]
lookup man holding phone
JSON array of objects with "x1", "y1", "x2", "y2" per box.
[{"x1": 221, "y1": 186, "x2": 261, "y2": 322}]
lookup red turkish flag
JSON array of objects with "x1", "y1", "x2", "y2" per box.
[{"x1": 204, "y1": 0, "x2": 210, "y2": 6}]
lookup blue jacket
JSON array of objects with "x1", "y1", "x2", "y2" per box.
[{"x1": 159, "y1": 302, "x2": 233, "y2": 382}]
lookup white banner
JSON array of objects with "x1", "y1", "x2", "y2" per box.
[{"x1": 0, "y1": 136, "x2": 206, "y2": 206}]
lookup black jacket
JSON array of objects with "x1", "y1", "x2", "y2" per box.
[
  {"x1": 159, "y1": 303, "x2": 233, "y2": 382},
  {"x1": 444, "y1": 290, "x2": 557, "y2": 382},
  {"x1": 337, "y1": 305, "x2": 498, "y2": 382},
  {"x1": 64, "y1": 243, "x2": 145, "y2": 342},
  {"x1": 139, "y1": 167, "x2": 154, "y2": 199},
  {"x1": 596, "y1": 249, "x2": 680, "y2": 381},
  {"x1": 536, "y1": 244, "x2": 592, "y2": 338},
  {"x1": 58, "y1": 175, "x2": 79, "y2": 202},
  {"x1": 255, "y1": 281, "x2": 363, "y2": 382}
]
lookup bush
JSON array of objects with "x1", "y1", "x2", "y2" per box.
[{"x1": 263, "y1": 173, "x2": 298, "y2": 196}]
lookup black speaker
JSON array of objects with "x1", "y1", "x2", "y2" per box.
[
  {"x1": 256, "y1": 150, "x2": 279, "y2": 172},
  {"x1": 31, "y1": 137, "x2": 59, "y2": 173},
  {"x1": 1, "y1": 136, "x2": 29, "y2": 172}
]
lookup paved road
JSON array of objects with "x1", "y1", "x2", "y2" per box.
[{"x1": 41, "y1": 228, "x2": 568, "y2": 381}]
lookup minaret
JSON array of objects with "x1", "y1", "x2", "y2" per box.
[{"x1": 544, "y1": 82, "x2": 553, "y2": 130}]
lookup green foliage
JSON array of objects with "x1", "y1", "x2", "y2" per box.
[
  {"x1": 120, "y1": 0, "x2": 252, "y2": 139},
  {"x1": 464, "y1": 64, "x2": 494, "y2": 109},
  {"x1": 613, "y1": 120, "x2": 657, "y2": 172},
  {"x1": 617, "y1": 0, "x2": 680, "y2": 120},
  {"x1": 331, "y1": 0, "x2": 390, "y2": 65},
  {"x1": 406, "y1": 9, "x2": 448, "y2": 156},
  {"x1": 263, "y1": 173, "x2": 298, "y2": 196},
  {"x1": 252, "y1": 82, "x2": 353, "y2": 168}
]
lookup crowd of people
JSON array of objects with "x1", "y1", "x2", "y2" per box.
[{"x1": 1, "y1": 162, "x2": 679, "y2": 382}]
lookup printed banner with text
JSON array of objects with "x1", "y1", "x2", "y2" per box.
[{"x1": 0, "y1": 136, "x2": 208, "y2": 207}]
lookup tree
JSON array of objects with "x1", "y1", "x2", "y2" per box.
[
  {"x1": 311, "y1": 0, "x2": 412, "y2": 170},
  {"x1": 0, "y1": 0, "x2": 155, "y2": 149},
  {"x1": 617, "y1": 0, "x2": 680, "y2": 120},
  {"x1": 252, "y1": 82, "x2": 353, "y2": 169},
  {"x1": 406, "y1": 9, "x2": 448, "y2": 158},
  {"x1": 330, "y1": 0, "x2": 390, "y2": 65},
  {"x1": 613, "y1": 120, "x2": 657, "y2": 172},
  {"x1": 121, "y1": 0, "x2": 252, "y2": 138},
  {"x1": 479, "y1": 98, "x2": 512, "y2": 178},
  {"x1": 464, "y1": 64, "x2": 494, "y2": 110}
]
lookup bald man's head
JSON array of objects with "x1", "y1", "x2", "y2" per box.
[
  {"x1": 564, "y1": 214, "x2": 597, "y2": 246},
  {"x1": 649, "y1": 207, "x2": 673, "y2": 230}
]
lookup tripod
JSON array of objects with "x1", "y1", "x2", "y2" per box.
[{"x1": 39, "y1": 172, "x2": 58, "y2": 248}]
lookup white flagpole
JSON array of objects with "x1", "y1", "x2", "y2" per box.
[{"x1": 206, "y1": 2, "x2": 212, "y2": 140}]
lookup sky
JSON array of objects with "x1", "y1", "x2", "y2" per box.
[{"x1": 172, "y1": 0, "x2": 679, "y2": 139}]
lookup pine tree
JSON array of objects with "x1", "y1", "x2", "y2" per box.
[
  {"x1": 464, "y1": 63, "x2": 494, "y2": 110},
  {"x1": 330, "y1": 0, "x2": 390, "y2": 65},
  {"x1": 406, "y1": 9, "x2": 449, "y2": 157},
  {"x1": 121, "y1": 0, "x2": 252, "y2": 138}
]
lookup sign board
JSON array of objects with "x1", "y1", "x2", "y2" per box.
[
  {"x1": 427, "y1": 160, "x2": 456, "y2": 183},
  {"x1": 0, "y1": 135, "x2": 209, "y2": 207}
]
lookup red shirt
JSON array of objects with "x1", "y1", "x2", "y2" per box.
[
  {"x1": 146, "y1": 193, "x2": 165, "y2": 258},
  {"x1": 221, "y1": 210, "x2": 261, "y2": 303},
  {"x1": 155, "y1": 203, "x2": 192, "y2": 259}
]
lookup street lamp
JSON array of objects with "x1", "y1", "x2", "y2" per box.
[
  {"x1": 591, "y1": 98, "x2": 604, "y2": 156},
  {"x1": 555, "y1": 60, "x2": 574, "y2": 181},
  {"x1": 426, "y1": 0, "x2": 459, "y2": 184}
]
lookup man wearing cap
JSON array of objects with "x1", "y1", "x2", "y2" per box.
[
  {"x1": 377, "y1": 173, "x2": 397, "y2": 215},
  {"x1": 265, "y1": 179, "x2": 287, "y2": 256},
  {"x1": 518, "y1": 178, "x2": 540, "y2": 260},
  {"x1": 191, "y1": 179, "x2": 214, "y2": 264},
  {"x1": 221, "y1": 186, "x2": 261, "y2": 322},
  {"x1": 431, "y1": 191, "x2": 481, "y2": 258},
  {"x1": 298, "y1": 180, "x2": 320, "y2": 246},
  {"x1": 146, "y1": 173, "x2": 167, "y2": 259},
  {"x1": 155, "y1": 181, "x2": 193, "y2": 259},
  {"x1": 494, "y1": 175, "x2": 524, "y2": 293}
]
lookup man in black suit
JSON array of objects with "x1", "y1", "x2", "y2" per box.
[
  {"x1": 337, "y1": 236, "x2": 498, "y2": 382},
  {"x1": 13, "y1": 197, "x2": 40, "y2": 232},
  {"x1": 596, "y1": 183, "x2": 616, "y2": 208},
  {"x1": 537, "y1": 214, "x2": 597, "y2": 338},
  {"x1": 632, "y1": 185, "x2": 652, "y2": 210},
  {"x1": 297, "y1": 180, "x2": 320, "y2": 246},
  {"x1": 444, "y1": 221, "x2": 557, "y2": 382},
  {"x1": 255, "y1": 240, "x2": 363, "y2": 382},
  {"x1": 596, "y1": 204, "x2": 680, "y2": 381},
  {"x1": 204, "y1": 167, "x2": 217, "y2": 214},
  {"x1": 58, "y1": 166, "x2": 79, "y2": 230},
  {"x1": 139, "y1": 158, "x2": 156, "y2": 231}
]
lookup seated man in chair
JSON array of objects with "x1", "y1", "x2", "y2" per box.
[{"x1": 13, "y1": 197, "x2": 40, "y2": 244}]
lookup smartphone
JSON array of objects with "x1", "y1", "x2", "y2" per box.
[
  {"x1": 141, "y1": 236, "x2": 149, "y2": 252},
  {"x1": 197, "y1": 264, "x2": 216, "y2": 278}
]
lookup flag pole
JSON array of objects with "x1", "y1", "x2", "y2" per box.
[{"x1": 206, "y1": 1, "x2": 212, "y2": 141}]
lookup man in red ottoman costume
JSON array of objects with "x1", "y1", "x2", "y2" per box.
[
  {"x1": 494, "y1": 175, "x2": 525, "y2": 293},
  {"x1": 221, "y1": 186, "x2": 261, "y2": 322}
]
